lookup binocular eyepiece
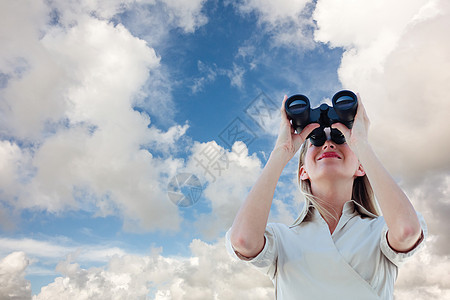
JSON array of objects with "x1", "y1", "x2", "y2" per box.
[{"x1": 285, "y1": 90, "x2": 358, "y2": 146}]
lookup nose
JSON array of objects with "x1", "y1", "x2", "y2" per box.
[
  {"x1": 322, "y1": 139, "x2": 336, "y2": 150},
  {"x1": 321, "y1": 127, "x2": 336, "y2": 150}
]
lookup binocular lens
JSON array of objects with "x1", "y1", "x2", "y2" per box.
[
  {"x1": 335, "y1": 95, "x2": 354, "y2": 106},
  {"x1": 332, "y1": 90, "x2": 358, "y2": 128},
  {"x1": 288, "y1": 99, "x2": 308, "y2": 114}
]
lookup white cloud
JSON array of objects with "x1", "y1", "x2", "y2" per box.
[
  {"x1": 233, "y1": 0, "x2": 316, "y2": 48},
  {"x1": 0, "y1": 236, "x2": 135, "y2": 295},
  {"x1": 2, "y1": 238, "x2": 447, "y2": 300},
  {"x1": 190, "y1": 61, "x2": 218, "y2": 93},
  {"x1": 2, "y1": 14, "x2": 183, "y2": 227},
  {"x1": 0, "y1": 1, "x2": 63, "y2": 139},
  {"x1": 27, "y1": 238, "x2": 273, "y2": 300},
  {"x1": 43, "y1": 0, "x2": 207, "y2": 34},
  {"x1": 236, "y1": 0, "x2": 311, "y2": 25},
  {"x1": 190, "y1": 61, "x2": 247, "y2": 93},
  {"x1": 314, "y1": 0, "x2": 429, "y2": 49},
  {"x1": 7, "y1": 236, "x2": 445, "y2": 300},
  {"x1": 0, "y1": 237, "x2": 130, "y2": 267},
  {"x1": 314, "y1": 0, "x2": 450, "y2": 178},
  {"x1": 48, "y1": 0, "x2": 134, "y2": 25},
  {"x1": 185, "y1": 141, "x2": 263, "y2": 239},
  {"x1": 0, "y1": 238, "x2": 73, "y2": 261},
  {"x1": 0, "y1": 1, "x2": 49, "y2": 72},
  {"x1": 160, "y1": 0, "x2": 208, "y2": 33},
  {"x1": 395, "y1": 242, "x2": 450, "y2": 299},
  {"x1": 0, "y1": 0, "x2": 214, "y2": 232},
  {"x1": 269, "y1": 198, "x2": 298, "y2": 225},
  {"x1": 181, "y1": 110, "x2": 301, "y2": 238},
  {"x1": 406, "y1": 173, "x2": 450, "y2": 255},
  {"x1": 0, "y1": 252, "x2": 32, "y2": 299},
  {"x1": 108, "y1": 0, "x2": 208, "y2": 50},
  {"x1": 225, "y1": 63, "x2": 246, "y2": 89}
]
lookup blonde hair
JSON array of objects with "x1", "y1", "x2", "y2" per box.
[{"x1": 295, "y1": 140, "x2": 379, "y2": 224}]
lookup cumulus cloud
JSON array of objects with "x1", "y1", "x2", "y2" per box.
[
  {"x1": 160, "y1": 0, "x2": 208, "y2": 33},
  {"x1": 28, "y1": 238, "x2": 272, "y2": 300},
  {"x1": 184, "y1": 141, "x2": 263, "y2": 239},
  {"x1": 407, "y1": 173, "x2": 450, "y2": 255},
  {"x1": 182, "y1": 139, "x2": 305, "y2": 240},
  {"x1": 0, "y1": 0, "x2": 213, "y2": 231},
  {"x1": 233, "y1": 0, "x2": 316, "y2": 48},
  {"x1": 0, "y1": 252, "x2": 32, "y2": 299},
  {"x1": 2, "y1": 241, "x2": 446, "y2": 300},
  {"x1": 112, "y1": 0, "x2": 207, "y2": 48},
  {"x1": 395, "y1": 243, "x2": 450, "y2": 299},
  {"x1": 314, "y1": 0, "x2": 450, "y2": 179}
]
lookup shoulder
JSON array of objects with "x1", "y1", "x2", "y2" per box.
[
  {"x1": 264, "y1": 222, "x2": 305, "y2": 245},
  {"x1": 267, "y1": 222, "x2": 289, "y2": 230},
  {"x1": 267, "y1": 222, "x2": 302, "y2": 235}
]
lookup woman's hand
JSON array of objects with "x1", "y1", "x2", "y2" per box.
[
  {"x1": 273, "y1": 95, "x2": 320, "y2": 164},
  {"x1": 331, "y1": 93, "x2": 370, "y2": 157}
]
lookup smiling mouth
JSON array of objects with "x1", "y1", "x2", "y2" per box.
[{"x1": 318, "y1": 152, "x2": 342, "y2": 160}]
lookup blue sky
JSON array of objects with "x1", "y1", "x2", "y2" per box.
[{"x1": 1, "y1": 0, "x2": 449, "y2": 299}]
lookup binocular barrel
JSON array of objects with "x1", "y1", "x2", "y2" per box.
[{"x1": 285, "y1": 90, "x2": 358, "y2": 133}]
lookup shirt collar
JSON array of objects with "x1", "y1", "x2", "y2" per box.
[{"x1": 290, "y1": 200, "x2": 377, "y2": 228}]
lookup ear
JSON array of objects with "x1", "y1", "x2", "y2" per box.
[
  {"x1": 354, "y1": 163, "x2": 366, "y2": 177},
  {"x1": 299, "y1": 166, "x2": 310, "y2": 180}
]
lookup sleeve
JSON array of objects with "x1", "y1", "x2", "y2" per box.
[
  {"x1": 225, "y1": 223, "x2": 279, "y2": 279},
  {"x1": 380, "y1": 211, "x2": 428, "y2": 266}
]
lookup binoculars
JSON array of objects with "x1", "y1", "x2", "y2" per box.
[{"x1": 285, "y1": 90, "x2": 358, "y2": 146}]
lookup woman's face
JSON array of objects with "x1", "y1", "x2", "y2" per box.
[{"x1": 300, "y1": 135, "x2": 364, "y2": 182}]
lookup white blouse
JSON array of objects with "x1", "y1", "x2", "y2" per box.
[{"x1": 225, "y1": 200, "x2": 427, "y2": 300}]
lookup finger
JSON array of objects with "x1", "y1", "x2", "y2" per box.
[
  {"x1": 292, "y1": 123, "x2": 320, "y2": 151},
  {"x1": 355, "y1": 92, "x2": 370, "y2": 122},
  {"x1": 281, "y1": 94, "x2": 288, "y2": 110},
  {"x1": 331, "y1": 122, "x2": 350, "y2": 139},
  {"x1": 280, "y1": 95, "x2": 291, "y2": 125},
  {"x1": 298, "y1": 123, "x2": 320, "y2": 141}
]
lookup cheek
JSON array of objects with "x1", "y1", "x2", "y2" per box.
[
  {"x1": 342, "y1": 148, "x2": 360, "y2": 168},
  {"x1": 303, "y1": 149, "x2": 317, "y2": 170}
]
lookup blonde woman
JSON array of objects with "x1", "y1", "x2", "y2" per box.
[{"x1": 226, "y1": 93, "x2": 426, "y2": 299}]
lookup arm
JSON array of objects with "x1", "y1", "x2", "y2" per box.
[
  {"x1": 333, "y1": 95, "x2": 422, "y2": 252},
  {"x1": 355, "y1": 141, "x2": 422, "y2": 252},
  {"x1": 229, "y1": 148, "x2": 289, "y2": 258},
  {"x1": 229, "y1": 96, "x2": 319, "y2": 258}
]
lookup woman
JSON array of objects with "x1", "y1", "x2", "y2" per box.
[{"x1": 225, "y1": 93, "x2": 426, "y2": 299}]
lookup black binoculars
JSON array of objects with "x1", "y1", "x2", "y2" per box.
[{"x1": 285, "y1": 90, "x2": 358, "y2": 146}]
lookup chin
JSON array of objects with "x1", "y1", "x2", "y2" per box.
[{"x1": 313, "y1": 169, "x2": 353, "y2": 181}]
